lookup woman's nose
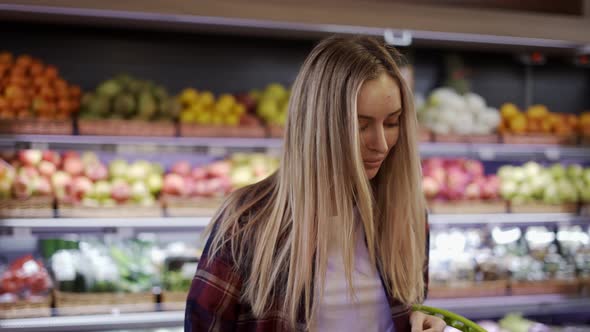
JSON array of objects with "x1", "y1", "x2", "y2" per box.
[{"x1": 367, "y1": 126, "x2": 388, "y2": 153}]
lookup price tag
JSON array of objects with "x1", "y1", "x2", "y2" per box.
[
  {"x1": 477, "y1": 147, "x2": 496, "y2": 160},
  {"x1": 31, "y1": 142, "x2": 49, "y2": 151},
  {"x1": 545, "y1": 148, "x2": 560, "y2": 160}
]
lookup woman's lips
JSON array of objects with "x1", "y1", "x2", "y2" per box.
[{"x1": 363, "y1": 159, "x2": 383, "y2": 168}]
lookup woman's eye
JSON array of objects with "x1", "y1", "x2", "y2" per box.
[{"x1": 385, "y1": 122, "x2": 399, "y2": 128}]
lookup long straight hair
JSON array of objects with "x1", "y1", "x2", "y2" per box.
[{"x1": 205, "y1": 35, "x2": 426, "y2": 329}]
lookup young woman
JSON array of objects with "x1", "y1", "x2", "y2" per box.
[{"x1": 185, "y1": 35, "x2": 445, "y2": 332}]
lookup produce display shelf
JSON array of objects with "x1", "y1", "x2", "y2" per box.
[
  {"x1": 0, "y1": 214, "x2": 587, "y2": 233},
  {"x1": 2, "y1": 135, "x2": 590, "y2": 161},
  {"x1": 0, "y1": 310, "x2": 184, "y2": 332},
  {"x1": 1, "y1": 295, "x2": 588, "y2": 331},
  {"x1": 429, "y1": 213, "x2": 589, "y2": 226},
  {"x1": 425, "y1": 294, "x2": 590, "y2": 321},
  {"x1": 0, "y1": 134, "x2": 284, "y2": 151},
  {"x1": 0, "y1": 217, "x2": 210, "y2": 230}
]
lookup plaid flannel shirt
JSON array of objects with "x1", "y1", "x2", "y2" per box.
[{"x1": 185, "y1": 218, "x2": 429, "y2": 332}]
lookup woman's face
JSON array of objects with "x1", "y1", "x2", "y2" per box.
[{"x1": 357, "y1": 72, "x2": 402, "y2": 180}]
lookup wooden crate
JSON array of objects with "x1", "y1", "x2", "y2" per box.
[
  {"x1": 0, "y1": 119, "x2": 73, "y2": 135},
  {"x1": 509, "y1": 202, "x2": 578, "y2": 213},
  {"x1": 0, "y1": 196, "x2": 54, "y2": 218},
  {"x1": 55, "y1": 291, "x2": 155, "y2": 316},
  {"x1": 434, "y1": 133, "x2": 499, "y2": 144},
  {"x1": 428, "y1": 200, "x2": 507, "y2": 214},
  {"x1": 161, "y1": 194, "x2": 222, "y2": 217},
  {"x1": 180, "y1": 124, "x2": 266, "y2": 138},
  {"x1": 428, "y1": 280, "x2": 507, "y2": 299},
  {"x1": 58, "y1": 203, "x2": 162, "y2": 218},
  {"x1": 502, "y1": 133, "x2": 577, "y2": 145},
  {"x1": 0, "y1": 296, "x2": 51, "y2": 319},
  {"x1": 78, "y1": 119, "x2": 176, "y2": 136},
  {"x1": 160, "y1": 291, "x2": 188, "y2": 311},
  {"x1": 510, "y1": 279, "x2": 580, "y2": 296}
]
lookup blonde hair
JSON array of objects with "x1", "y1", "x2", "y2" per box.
[{"x1": 205, "y1": 35, "x2": 426, "y2": 329}]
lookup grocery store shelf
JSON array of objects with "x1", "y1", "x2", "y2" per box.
[
  {"x1": 0, "y1": 217, "x2": 210, "y2": 232},
  {"x1": 0, "y1": 214, "x2": 587, "y2": 233},
  {"x1": 1, "y1": 295, "x2": 588, "y2": 331},
  {"x1": 425, "y1": 294, "x2": 590, "y2": 321},
  {"x1": 419, "y1": 142, "x2": 590, "y2": 161},
  {"x1": 0, "y1": 134, "x2": 283, "y2": 151},
  {"x1": 0, "y1": 311, "x2": 184, "y2": 332},
  {"x1": 429, "y1": 213, "x2": 589, "y2": 227},
  {"x1": 3, "y1": 135, "x2": 590, "y2": 161}
]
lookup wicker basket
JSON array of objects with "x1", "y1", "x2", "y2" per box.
[
  {"x1": 267, "y1": 125, "x2": 284, "y2": 138},
  {"x1": 0, "y1": 119, "x2": 73, "y2": 135},
  {"x1": 78, "y1": 119, "x2": 176, "y2": 136},
  {"x1": 0, "y1": 296, "x2": 52, "y2": 319},
  {"x1": 0, "y1": 196, "x2": 54, "y2": 218},
  {"x1": 180, "y1": 124, "x2": 266, "y2": 138},
  {"x1": 160, "y1": 291, "x2": 188, "y2": 311},
  {"x1": 161, "y1": 194, "x2": 223, "y2": 217},
  {"x1": 510, "y1": 279, "x2": 580, "y2": 296},
  {"x1": 428, "y1": 280, "x2": 507, "y2": 299},
  {"x1": 54, "y1": 291, "x2": 155, "y2": 316},
  {"x1": 428, "y1": 200, "x2": 507, "y2": 214},
  {"x1": 434, "y1": 133, "x2": 499, "y2": 144},
  {"x1": 509, "y1": 202, "x2": 578, "y2": 213},
  {"x1": 501, "y1": 133, "x2": 577, "y2": 145},
  {"x1": 58, "y1": 203, "x2": 162, "y2": 218}
]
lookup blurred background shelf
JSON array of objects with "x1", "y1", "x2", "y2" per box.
[
  {"x1": 0, "y1": 310, "x2": 184, "y2": 332},
  {"x1": 1, "y1": 294, "x2": 588, "y2": 331},
  {"x1": 1, "y1": 213, "x2": 587, "y2": 233},
  {"x1": 3, "y1": 135, "x2": 590, "y2": 161}
]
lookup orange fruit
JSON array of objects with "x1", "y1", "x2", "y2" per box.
[
  {"x1": 15, "y1": 55, "x2": 33, "y2": 68},
  {"x1": 0, "y1": 52, "x2": 13, "y2": 65},
  {"x1": 30, "y1": 62, "x2": 44, "y2": 76},
  {"x1": 39, "y1": 86, "x2": 55, "y2": 101},
  {"x1": 68, "y1": 85, "x2": 81, "y2": 98},
  {"x1": 4, "y1": 85, "x2": 25, "y2": 100},
  {"x1": 44, "y1": 65, "x2": 59, "y2": 80}
]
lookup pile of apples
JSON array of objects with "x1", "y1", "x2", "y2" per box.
[
  {"x1": 0, "y1": 150, "x2": 163, "y2": 207},
  {"x1": 162, "y1": 153, "x2": 279, "y2": 199},
  {"x1": 499, "y1": 162, "x2": 590, "y2": 205},
  {"x1": 177, "y1": 88, "x2": 260, "y2": 127},
  {"x1": 163, "y1": 160, "x2": 232, "y2": 198},
  {"x1": 422, "y1": 158, "x2": 500, "y2": 201},
  {"x1": 499, "y1": 103, "x2": 578, "y2": 136}
]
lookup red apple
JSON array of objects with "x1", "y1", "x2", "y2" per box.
[
  {"x1": 422, "y1": 176, "x2": 440, "y2": 199},
  {"x1": 35, "y1": 177, "x2": 53, "y2": 196},
  {"x1": 423, "y1": 158, "x2": 444, "y2": 171},
  {"x1": 163, "y1": 173, "x2": 186, "y2": 196},
  {"x1": 111, "y1": 179, "x2": 131, "y2": 203},
  {"x1": 84, "y1": 162, "x2": 108, "y2": 181},
  {"x1": 464, "y1": 182, "x2": 481, "y2": 200},
  {"x1": 424, "y1": 166, "x2": 446, "y2": 185},
  {"x1": 193, "y1": 180, "x2": 207, "y2": 197},
  {"x1": 63, "y1": 157, "x2": 84, "y2": 176},
  {"x1": 38, "y1": 160, "x2": 57, "y2": 178},
  {"x1": 42, "y1": 150, "x2": 61, "y2": 166},
  {"x1": 482, "y1": 175, "x2": 500, "y2": 200},
  {"x1": 171, "y1": 161, "x2": 191, "y2": 177},
  {"x1": 18, "y1": 166, "x2": 40, "y2": 179},
  {"x1": 18, "y1": 149, "x2": 42, "y2": 167},
  {"x1": 207, "y1": 161, "x2": 231, "y2": 178},
  {"x1": 62, "y1": 151, "x2": 79, "y2": 160},
  {"x1": 12, "y1": 174, "x2": 35, "y2": 199},
  {"x1": 463, "y1": 159, "x2": 484, "y2": 178},
  {"x1": 51, "y1": 171, "x2": 72, "y2": 201},
  {"x1": 191, "y1": 167, "x2": 207, "y2": 181},
  {"x1": 68, "y1": 176, "x2": 93, "y2": 200},
  {"x1": 235, "y1": 93, "x2": 257, "y2": 113}
]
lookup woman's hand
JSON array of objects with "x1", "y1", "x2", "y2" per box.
[{"x1": 410, "y1": 310, "x2": 446, "y2": 332}]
